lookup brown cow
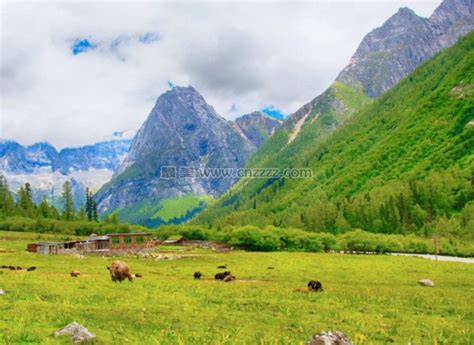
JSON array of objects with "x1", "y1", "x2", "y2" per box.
[
  {"x1": 107, "y1": 261, "x2": 133, "y2": 282},
  {"x1": 70, "y1": 271, "x2": 81, "y2": 277}
]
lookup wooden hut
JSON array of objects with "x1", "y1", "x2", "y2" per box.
[{"x1": 26, "y1": 232, "x2": 153, "y2": 254}]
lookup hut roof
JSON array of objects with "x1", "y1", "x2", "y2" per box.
[{"x1": 87, "y1": 235, "x2": 109, "y2": 241}]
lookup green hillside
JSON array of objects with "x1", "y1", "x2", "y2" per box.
[
  {"x1": 108, "y1": 194, "x2": 214, "y2": 228},
  {"x1": 194, "y1": 32, "x2": 474, "y2": 238}
]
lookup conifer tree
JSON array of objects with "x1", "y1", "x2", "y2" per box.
[
  {"x1": 18, "y1": 183, "x2": 35, "y2": 214},
  {"x1": 91, "y1": 199, "x2": 98, "y2": 222},
  {"x1": 39, "y1": 196, "x2": 51, "y2": 218},
  {"x1": 85, "y1": 188, "x2": 95, "y2": 221},
  {"x1": 61, "y1": 181, "x2": 75, "y2": 220},
  {"x1": 0, "y1": 175, "x2": 15, "y2": 216}
]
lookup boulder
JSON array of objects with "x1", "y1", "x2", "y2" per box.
[
  {"x1": 418, "y1": 279, "x2": 435, "y2": 287},
  {"x1": 53, "y1": 322, "x2": 96, "y2": 343},
  {"x1": 306, "y1": 331, "x2": 353, "y2": 345}
]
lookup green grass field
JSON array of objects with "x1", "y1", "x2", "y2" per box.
[{"x1": 0, "y1": 231, "x2": 473, "y2": 344}]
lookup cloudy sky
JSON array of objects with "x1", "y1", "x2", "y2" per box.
[{"x1": 1, "y1": 0, "x2": 440, "y2": 148}]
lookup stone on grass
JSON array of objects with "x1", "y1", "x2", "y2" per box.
[
  {"x1": 418, "y1": 279, "x2": 435, "y2": 287},
  {"x1": 0, "y1": 288, "x2": 5, "y2": 295},
  {"x1": 306, "y1": 331, "x2": 353, "y2": 345},
  {"x1": 53, "y1": 322, "x2": 96, "y2": 343}
]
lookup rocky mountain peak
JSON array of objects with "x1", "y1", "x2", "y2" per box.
[
  {"x1": 391, "y1": 7, "x2": 422, "y2": 21},
  {"x1": 336, "y1": 0, "x2": 473, "y2": 98},
  {"x1": 97, "y1": 86, "x2": 257, "y2": 221}
]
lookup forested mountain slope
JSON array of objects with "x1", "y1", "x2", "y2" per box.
[
  {"x1": 194, "y1": 32, "x2": 474, "y2": 238},
  {"x1": 205, "y1": 0, "x2": 473, "y2": 220}
]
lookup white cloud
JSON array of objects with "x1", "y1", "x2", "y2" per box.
[{"x1": 0, "y1": 0, "x2": 440, "y2": 148}]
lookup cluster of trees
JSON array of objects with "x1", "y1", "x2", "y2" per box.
[
  {"x1": 155, "y1": 224, "x2": 474, "y2": 257},
  {"x1": 0, "y1": 216, "x2": 146, "y2": 236},
  {"x1": 0, "y1": 175, "x2": 99, "y2": 222}
]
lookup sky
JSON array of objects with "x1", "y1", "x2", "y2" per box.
[{"x1": 0, "y1": 0, "x2": 440, "y2": 148}]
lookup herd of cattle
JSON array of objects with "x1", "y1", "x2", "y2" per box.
[
  {"x1": 1, "y1": 260, "x2": 324, "y2": 292},
  {"x1": 1, "y1": 265, "x2": 36, "y2": 271},
  {"x1": 105, "y1": 260, "x2": 324, "y2": 292}
]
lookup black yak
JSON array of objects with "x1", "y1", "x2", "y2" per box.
[{"x1": 308, "y1": 280, "x2": 323, "y2": 292}]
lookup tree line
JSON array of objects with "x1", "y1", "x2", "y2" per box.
[{"x1": 0, "y1": 175, "x2": 106, "y2": 223}]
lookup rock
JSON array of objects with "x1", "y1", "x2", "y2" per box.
[
  {"x1": 418, "y1": 279, "x2": 435, "y2": 287},
  {"x1": 306, "y1": 331, "x2": 353, "y2": 345},
  {"x1": 0, "y1": 288, "x2": 5, "y2": 295},
  {"x1": 53, "y1": 322, "x2": 96, "y2": 343}
]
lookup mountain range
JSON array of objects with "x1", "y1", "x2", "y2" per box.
[
  {"x1": 1, "y1": 102, "x2": 281, "y2": 216},
  {"x1": 1, "y1": 0, "x2": 472, "y2": 229},
  {"x1": 0, "y1": 139, "x2": 132, "y2": 207}
]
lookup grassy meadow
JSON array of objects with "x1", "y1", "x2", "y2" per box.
[{"x1": 0, "y1": 231, "x2": 473, "y2": 344}]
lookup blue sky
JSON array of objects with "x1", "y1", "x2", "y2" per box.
[
  {"x1": 72, "y1": 39, "x2": 96, "y2": 55},
  {"x1": 261, "y1": 106, "x2": 285, "y2": 120}
]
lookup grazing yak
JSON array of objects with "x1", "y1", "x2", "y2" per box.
[
  {"x1": 217, "y1": 265, "x2": 227, "y2": 269},
  {"x1": 1, "y1": 265, "x2": 36, "y2": 272},
  {"x1": 214, "y1": 271, "x2": 231, "y2": 280},
  {"x1": 107, "y1": 261, "x2": 133, "y2": 282},
  {"x1": 294, "y1": 280, "x2": 324, "y2": 293},
  {"x1": 308, "y1": 280, "x2": 323, "y2": 292},
  {"x1": 70, "y1": 271, "x2": 81, "y2": 277},
  {"x1": 194, "y1": 272, "x2": 202, "y2": 279}
]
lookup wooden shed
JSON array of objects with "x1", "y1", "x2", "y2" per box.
[
  {"x1": 29, "y1": 242, "x2": 63, "y2": 254},
  {"x1": 162, "y1": 235, "x2": 185, "y2": 246}
]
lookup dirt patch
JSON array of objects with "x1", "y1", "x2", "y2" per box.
[
  {"x1": 287, "y1": 107, "x2": 312, "y2": 144},
  {"x1": 0, "y1": 248, "x2": 15, "y2": 253}
]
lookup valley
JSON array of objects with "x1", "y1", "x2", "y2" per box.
[{"x1": 1, "y1": 0, "x2": 473, "y2": 343}]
